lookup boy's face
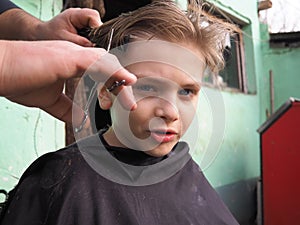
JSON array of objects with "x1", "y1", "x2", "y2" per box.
[{"x1": 100, "y1": 42, "x2": 205, "y2": 157}]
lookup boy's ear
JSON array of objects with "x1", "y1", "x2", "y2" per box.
[{"x1": 97, "y1": 85, "x2": 113, "y2": 110}]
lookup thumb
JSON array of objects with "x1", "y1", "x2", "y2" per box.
[{"x1": 64, "y1": 32, "x2": 94, "y2": 47}]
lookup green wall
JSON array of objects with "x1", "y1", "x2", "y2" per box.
[
  {"x1": 271, "y1": 49, "x2": 300, "y2": 107},
  {"x1": 260, "y1": 25, "x2": 300, "y2": 111},
  {"x1": 0, "y1": 0, "x2": 64, "y2": 194}
]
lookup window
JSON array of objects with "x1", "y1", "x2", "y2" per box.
[{"x1": 202, "y1": 4, "x2": 247, "y2": 93}]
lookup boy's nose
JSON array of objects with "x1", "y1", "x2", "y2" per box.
[{"x1": 154, "y1": 99, "x2": 179, "y2": 122}]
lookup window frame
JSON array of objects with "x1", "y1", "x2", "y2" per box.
[{"x1": 202, "y1": 2, "x2": 248, "y2": 93}]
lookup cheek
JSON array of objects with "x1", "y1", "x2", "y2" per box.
[
  {"x1": 179, "y1": 101, "x2": 198, "y2": 133},
  {"x1": 129, "y1": 111, "x2": 142, "y2": 128},
  {"x1": 128, "y1": 100, "x2": 151, "y2": 132}
]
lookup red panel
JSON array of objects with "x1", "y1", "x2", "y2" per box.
[{"x1": 262, "y1": 102, "x2": 300, "y2": 225}]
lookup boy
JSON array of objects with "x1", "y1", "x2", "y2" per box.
[{"x1": 1, "y1": 1, "x2": 239, "y2": 224}]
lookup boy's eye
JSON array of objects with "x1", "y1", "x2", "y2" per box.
[
  {"x1": 178, "y1": 89, "x2": 193, "y2": 96},
  {"x1": 135, "y1": 84, "x2": 156, "y2": 92}
]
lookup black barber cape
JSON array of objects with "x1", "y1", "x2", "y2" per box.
[{"x1": 1, "y1": 132, "x2": 239, "y2": 225}]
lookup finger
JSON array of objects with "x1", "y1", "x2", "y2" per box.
[
  {"x1": 113, "y1": 85, "x2": 137, "y2": 111},
  {"x1": 70, "y1": 8, "x2": 102, "y2": 29},
  {"x1": 86, "y1": 51, "x2": 137, "y2": 110},
  {"x1": 80, "y1": 8, "x2": 102, "y2": 27},
  {"x1": 61, "y1": 31, "x2": 94, "y2": 47},
  {"x1": 99, "y1": 69, "x2": 137, "y2": 110},
  {"x1": 112, "y1": 68, "x2": 137, "y2": 85},
  {"x1": 103, "y1": 69, "x2": 137, "y2": 91},
  {"x1": 87, "y1": 52, "x2": 137, "y2": 84}
]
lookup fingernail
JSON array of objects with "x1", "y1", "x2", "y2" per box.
[{"x1": 84, "y1": 41, "x2": 94, "y2": 47}]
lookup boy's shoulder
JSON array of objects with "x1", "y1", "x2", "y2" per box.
[
  {"x1": 17, "y1": 134, "x2": 102, "y2": 189},
  {"x1": 19, "y1": 134, "x2": 197, "y2": 187},
  {"x1": 28, "y1": 133, "x2": 102, "y2": 165}
]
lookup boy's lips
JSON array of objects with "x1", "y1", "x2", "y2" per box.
[{"x1": 149, "y1": 129, "x2": 177, "y2": 143}]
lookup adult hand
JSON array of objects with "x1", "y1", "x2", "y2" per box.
[
  {"x1": 35, "y1": 8, "x2": 102, "y2": 47},
  {"x1": 0, "y1": 40, "x2": 137, "y2": 127},
  {"x1": 0, "y1": 8, "x2": 101, "y2": 47}
]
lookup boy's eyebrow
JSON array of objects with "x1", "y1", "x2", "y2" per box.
[
  {"x1": 134, "y1": 75, "x2": 201, "y2": 90},
  {"x1": 182, "y1": 82, "x2": 201, "y2": 91}
]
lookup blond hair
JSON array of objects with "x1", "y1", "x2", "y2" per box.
[{"x1": 85, "y1": 0, "x2": 236, "y2": 73}]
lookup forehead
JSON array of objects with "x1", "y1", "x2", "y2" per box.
[
  {"x1": 112, "y1": 40, "x2": 206, "y2": 84},
  {"x1": 126, "y1": 61, "x2": 199, "y2": 87}
]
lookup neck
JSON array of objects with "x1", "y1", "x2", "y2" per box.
[
  {"x1": 102, "y1": 127, "x2": 126, "y2": 148},
  {"x1": 100, "y1": 129, "x2": 168, "y2": 166}
]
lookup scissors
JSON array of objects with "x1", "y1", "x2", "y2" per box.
[{"x1": 75, "y1": 28, "x2": 126, "y2": 133}]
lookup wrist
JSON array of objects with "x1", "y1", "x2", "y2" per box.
[
  {"x1": 18, "y1": 10, "x2": 43, "y2": 41},
  {"x1": 0, "y1": 8, "x2": 42, "y2": 40},
  {"x1": 0, "y1": 41, "x2": 14, "y2": 96},
  {"x1": 31, "y1": 21, "x2": 47, "y2": 40}
]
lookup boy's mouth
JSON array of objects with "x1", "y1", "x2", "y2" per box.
[{"x1": 150, "y1": 129, "x2": 177, "y2": 143}]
